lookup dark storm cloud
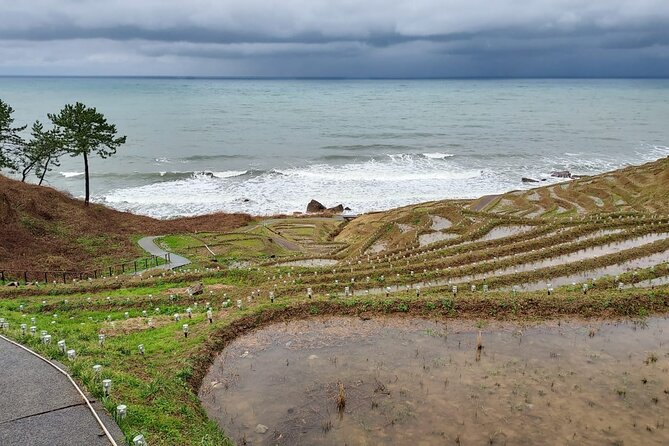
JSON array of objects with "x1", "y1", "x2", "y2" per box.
[{"x1": 0, "y1": 0, "x2": 668, "y2": 77}]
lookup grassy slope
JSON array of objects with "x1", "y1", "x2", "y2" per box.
[
  {"x1": 0, "y1": 175, "x2": 252, "y2": 271},
  {"x1": 2, "y1": 158, "x2": 669, "y2": 445}
]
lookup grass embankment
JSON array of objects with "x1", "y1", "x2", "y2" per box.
[
  {"x1": 0, "y1": 174, "x2": 251, "y2": 272},
  {"x1": 1, "y1": 277, "x2": 669, "y2": 445}
]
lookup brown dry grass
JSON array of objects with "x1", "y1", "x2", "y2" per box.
[{"x1": 0, "y1": 175, "x2": 252, "y2": 271}]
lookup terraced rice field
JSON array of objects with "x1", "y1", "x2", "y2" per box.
[{"x1": 2, "y1": 157, "x2": 669, "y2": 445}]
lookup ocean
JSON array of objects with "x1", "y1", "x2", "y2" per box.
[{"x1": 1, "y1": 77, "x2": 668, "y2": 218}]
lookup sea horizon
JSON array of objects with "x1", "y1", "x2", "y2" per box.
[{"x1": 2, "y1": 77, "x2": 668, "y2": 218}]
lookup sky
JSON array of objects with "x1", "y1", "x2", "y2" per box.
[{"x1": 1, "y1": 0, "x2": 669, "y2": 78}]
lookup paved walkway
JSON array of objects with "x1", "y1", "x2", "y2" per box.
[
  {"x1": 0, "y1": 336, "x2": 123, "y2": 446},
  {"x1": 137, "y1": 236, "x2": 191, "y2": 270}
]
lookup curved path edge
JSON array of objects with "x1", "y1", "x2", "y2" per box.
[
  {"x1": 137, "y1": 236, "x2": 191, "y2": 271},
  {"x1": 0, "y1": 335, "x2": 122, "y2": 446}
]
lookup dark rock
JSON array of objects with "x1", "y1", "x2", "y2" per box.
[
  {"x1": 344, "y1": 207, "x2": 351, "y2": 211},
  {"x1": 328, "y1": 204, "x2": 344, "y2": 213},
  {"x1": 521, "y1": 177, "x2": 539, "y2": 183},
  {"x1": 551, "y1": 170, "x2": 572, "y2": 178},
  {"x1": 306, "y1": 199, "x2": 326, "y2": 213},
  {"x1": 242, "y1": 198, "x2": 250, "y2": 202},
  {"x1": 187, "y1": 282, "x2": 204, "y2": 296}
]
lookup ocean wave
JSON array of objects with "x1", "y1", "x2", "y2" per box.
[
  {"x1": 60, "y1": 171, "x2": 84, "y2": 178},
  {"x1": 211, "y1": 170, "x2": 249, "y2": 178},
  {"x1": 422, "y1": 152, "x2": 455, "y2": 159},
  {"x1": 96, "y1": 155, "x2": 495, "y2": 218},
  {"x1": 320, "y1": 144, "x2": 410, "y2": 152},
  {"x1": 181, "y1": 154, "x2": 253, "y2": 161}
]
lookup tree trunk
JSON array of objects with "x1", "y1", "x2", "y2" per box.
[
  {"x1": 21, "y1": 162, "x2": 35, "y2": 182},
  {"x1": 38, "y1": 156, "x2": 51, "y2": 186},
  {"x1": 83, "y1": 151, "x2": 90, "y2": 206}
]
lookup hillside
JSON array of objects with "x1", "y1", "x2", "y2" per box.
[
  {"x1": 470, "y1": 157, "x2": 669, "y2": 216},
  {"x1": 334, "y1": 156, "x2": 669, "y2": 256},
  {"x1": 0, "y1": 175, "x2": 251, "y2": 271}
]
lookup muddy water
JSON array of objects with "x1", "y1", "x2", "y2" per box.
[
  {"x1": 479, "y1": 225, "x2": 534, "y2": 241},
  {"x1": 200, "y1": 316, "x2": 669, "y2": 446},
  {"x1": 519, "y1": 247, "x2": 669, "y2": 291},
  {"x1": 276, "y1": 259, "x2": 339, "y2": 268}
]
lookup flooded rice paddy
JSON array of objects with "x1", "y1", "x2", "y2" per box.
[
  {"x1": 275, "y1": 259, "x2": 339, "y2": 268},
  {"x1": 200, "y1": 316, "x2": 669, "y2": 445}
]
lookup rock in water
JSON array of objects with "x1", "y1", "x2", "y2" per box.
[
  {"x1": 522, "y1": 177, "x2": 539, "y2": 183},
  {"x1": 328, "y1": 204, "x2": 344, "y2": 213},
  {"x1": 306, "y1": 199, "x2": 326, "y2": 213},
  {"x1": 551, "y1": 170, "x2": 572, "y2": 178},
  {"x1": 255, "y1": 424, "x2": 269, "y2": 434}
]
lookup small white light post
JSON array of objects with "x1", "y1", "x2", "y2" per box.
[
  {"x1": 207, "y1": 309, "x2": 213, "y2": 324},
  {"x1": 102, "y1": 379, "x2": 112, "y2": 397},
  {"x1": 452, "y1": 285, "x2": 458, "y2": 296},
  {"x1": 182, "y1": 324, "x2": 189, "y2": 338},
  {"x1": 93, "y1": 364, "x2": 102, "y2": 376},
  {"x1": 20, "y1": 323, "x2": 27, "y2": 335},
  {"x1": 98, "y1": 334, "x2": 106, "y2": 347},
  {"x1": 307, "y1": 288, "x2": 313, "y2": 299},
  {"x1": 133, "y1": 434, "x2": 147, "y2": 446},
  {"x1": 42, "y1": 334, "x2": 52, "y2": 345},
  {"x1": 67, "y1": 349, "x2": 76, "y2": 361},
  {"x1": 138, "y1": 344, "x2": 145, "y2": 356},
  {"x1": 186, "y1": 308, "x2": 192, "y2": 319},
  {"x1": 237, "y1": 299, "x2": 243, "y2": 309},
  {"x1": 416, "y1": 286, "x2": 421, "y2": 297},
  {"x1": 582, "y1": 283, "x2": 588, "y2": 295},
  {"x1": 124, "y1": 312, "x2": 129, "y2": 319},
  {"x1": 269, "y1": 291, "x2": 274, "y2": 303},
  {"x1": 116, "y1": 404, "x2": 127, "y2": 420},
  {"x1": 57, "y1": 340, "x2": 66, "y2": 353}
]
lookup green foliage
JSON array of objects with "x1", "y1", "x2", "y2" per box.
[
  {"x1": 27, "y1": 121, "x2": 64, "y2": 184},
  {"x1": 441, "y1": 298, "x2": 454, "y2": 311},
  {"x1": 49, "y1": 102, "x2": 127, "y2": 204},
  {"x1": 0, "y1": 99, "x2": 26, "y2": 170}
]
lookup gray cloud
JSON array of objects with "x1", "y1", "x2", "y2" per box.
[{"x1": 1, "y1": 0, "x2": 668, "y2": 77}]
